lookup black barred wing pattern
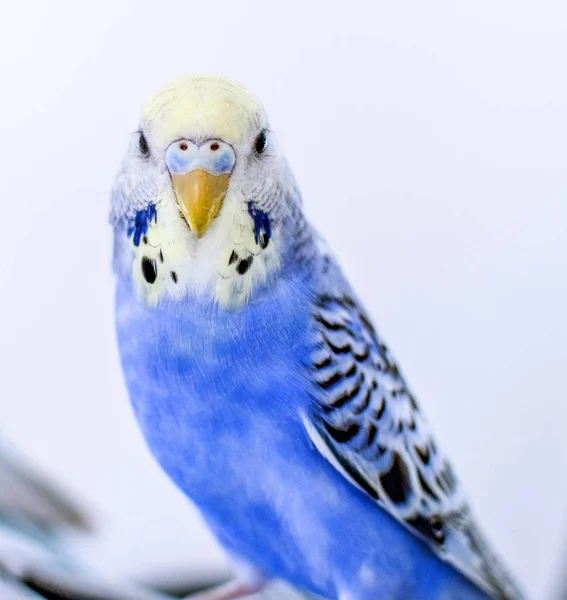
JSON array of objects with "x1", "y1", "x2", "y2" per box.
[
  {"x1": 308, "y1": 295, "x2": 463, "y2": 534},
  {"x1": 304, "y1": 294, "x2": 520, "y2": 600}
]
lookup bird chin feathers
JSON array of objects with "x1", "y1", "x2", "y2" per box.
[{"x1": 124, "y1": 187, "x2": 280, "y2": 310}]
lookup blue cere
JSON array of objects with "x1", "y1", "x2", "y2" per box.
[
  {"x1": 128, "y1": 203, "x2": 157, "y2": 246},
  {"x1": 212, "y1": 151, "x2": 234, "y2": 174},
  {"x1": 166, "y1": 150, "x2": 192, "y2": 175},
  {"x1": 247, "y1": 202, "x2": 271, "y2": 247},
  {"x1": 165, "y1": 140, "x2": 236, "y2": 175}
]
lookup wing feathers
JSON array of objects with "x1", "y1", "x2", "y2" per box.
[{"x1": 304, "y1": 293, "x2": 523, "y2": 600}]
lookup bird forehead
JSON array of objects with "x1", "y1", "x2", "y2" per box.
[{"x1": 141, "y1": 73, "x2": 266, "y2": 148}]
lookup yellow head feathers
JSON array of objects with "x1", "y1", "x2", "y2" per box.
[{"x1": 142, "y1": 73, "x2": 267, "y2": 149}]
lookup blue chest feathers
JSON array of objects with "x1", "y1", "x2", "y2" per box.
[{"x1": 115, "y1": 277, "x2": 314, "y2": 498}]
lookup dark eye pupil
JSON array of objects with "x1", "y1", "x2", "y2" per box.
[
  {"x1": 139, "y1": 132, "x2": 150, "y2": 156},
  {"x1": 255, "y1": 130, "x2": 267, "y2": 154}
]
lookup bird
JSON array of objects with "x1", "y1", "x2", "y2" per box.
[
  {"x1": 0, "y1": 442, "x2": 176, "y2": 600},
  {"x1": 111, "y1": 73, "x2": 524, "y2": 600}
]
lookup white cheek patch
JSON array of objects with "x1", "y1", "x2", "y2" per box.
[
  {"x1": 129, "y1": 190, "x2": 279, "y2": 308},
  {"x1": 214, "y1": 198, "x2": 280, "y2": 308},
  {"x1": 130, "y1": 190, "x2": 192, "y2": 306}
]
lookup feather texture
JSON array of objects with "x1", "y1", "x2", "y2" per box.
[{"x1": 305, "y1": 278, "x2": 519, "y2": 598}]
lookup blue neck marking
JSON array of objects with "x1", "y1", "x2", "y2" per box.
[
  {"x1": 247, "y1": 202, "x2": 271, "y2": 248},
  {"x1": 128, "y1": 202, "x2": 268, "y2": 249},
  {"x1": 128, "y1": 203, "x2": 157, "y2": 246}
]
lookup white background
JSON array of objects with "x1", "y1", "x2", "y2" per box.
[{"x1": 0, "y1": 1, "x2": 566, "y2": 598}]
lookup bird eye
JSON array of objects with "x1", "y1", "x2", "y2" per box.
[
  {"x1": 254, "y1": 130, "x2": 268, "y2": 154},
  {"x1": 139, "y1": 131, "x2": 150, "y2": 157}
]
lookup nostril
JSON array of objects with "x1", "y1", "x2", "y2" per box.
[
  {"x1": 179, "y1": 142, "x2": 188, "y2": 151},
  {"x1": 210, "y1": 143, "x2": 219, "y2": 151}
]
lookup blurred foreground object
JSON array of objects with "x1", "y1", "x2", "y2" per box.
[{"x1": 0, "y1": 443, "x2": 171, "y2": 600}]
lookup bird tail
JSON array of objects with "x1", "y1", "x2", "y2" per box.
[{"x1": 463, "y1": 523, "x2": 526, "y2": 600}]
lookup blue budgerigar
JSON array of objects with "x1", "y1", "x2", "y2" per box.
[{"x1": 111, "y1": 74, "x2": 524, "y2": 600}]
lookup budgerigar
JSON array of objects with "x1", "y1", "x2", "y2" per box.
[{"x1": 111, "y1": 74, "x2": 524, "y2": 600}]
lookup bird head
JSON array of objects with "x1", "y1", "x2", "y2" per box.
[{"x1": 111, "y1": 74, "x2": 310, "y2": 308}]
